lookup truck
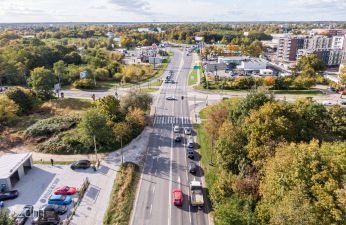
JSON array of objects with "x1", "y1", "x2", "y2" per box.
[{"x1": 190, "y1": 180, "x2": 204, "y2": 207}]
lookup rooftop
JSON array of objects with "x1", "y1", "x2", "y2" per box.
[{"x1": 0, "y1": 153, "x2": 32, "y2": 179}]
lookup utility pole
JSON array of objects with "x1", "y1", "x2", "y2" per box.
[{"x1": 93, "y1": 135, "x2": 99, "y2": 168}]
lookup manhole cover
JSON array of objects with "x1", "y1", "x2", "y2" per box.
[{"x1": 40, "y1": 199, "x2": 46, "y2": 203}]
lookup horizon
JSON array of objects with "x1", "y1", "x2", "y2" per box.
[{"x1": 0, "y1": 0, "x2": 345, "y2": 23}]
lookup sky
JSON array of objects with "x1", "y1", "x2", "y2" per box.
[{"x1": 0, "y1": 0, "x2": 345, "y2": 23}]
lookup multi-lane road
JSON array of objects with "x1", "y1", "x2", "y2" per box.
[{"x1": 130, "y1": 48, "x2": 210, "y2": 225}]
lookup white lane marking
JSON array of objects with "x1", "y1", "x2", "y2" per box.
[
  {"x1": 178, "y1": 176, "x2": 181, "y2": 189},
  {"x1": 149, "y1": 204, "x2": 153, "y2": 215},
  {"x1": 152, "y1": 186, "x2": 156, "y2": 193},
  {"x1": 189, "y1": 205, "x2": 192, "y2": 223},
  {"x1": 168, "y1": 124, "x2": 174, "y2": 225}
]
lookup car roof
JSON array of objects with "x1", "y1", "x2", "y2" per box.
[
  {"x1": 78, "y1": 160, "x2": 90, "y2": 163},
  {"x1": 50, "y1": 195, "x2": 63, "y2": 200}
]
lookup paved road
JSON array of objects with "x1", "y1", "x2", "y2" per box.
[{"x1": 130, "y1": 49, "x2": 210, "y2": 225}]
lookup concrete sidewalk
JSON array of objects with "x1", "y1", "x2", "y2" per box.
[{"x1": 70, "y1": 127, "x2": 152, "y2": 225}]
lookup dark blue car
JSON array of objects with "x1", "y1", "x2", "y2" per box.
[{"x1": 48, "y1": 194, "x2": 72, "y2": 205}]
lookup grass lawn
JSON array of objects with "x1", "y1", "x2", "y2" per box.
[
  {"x1": 273, "y1": 89, "x2": 325, "y2": 95},
  {"x1": 150, "y1": 79, "x2": 163, "y2": 87},
  {"x1": 140, "y1": 87, "x2": 159, "y2": 93},
  {"x1": 188, "y1": 69, "x2": 198, "y2": 86},
  {"x1": 103, "y1": 162, "x2": 140, "y2": 225}
]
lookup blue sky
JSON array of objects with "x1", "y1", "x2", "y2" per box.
[{"x1": 0, "y1": 0, "x2": 345, "y2": 22}]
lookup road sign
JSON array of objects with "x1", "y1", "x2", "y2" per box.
[{"x1": 193, "y1": 65, "x2": 201, "y2": 69}]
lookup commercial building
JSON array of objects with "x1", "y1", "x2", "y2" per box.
[
  {"x1": 260, "y1": 69, "x2": 274, "y2": 76},
  {"x1": 237, "y1": 58, "x2": 267, "y2": 74},
  {"x1": 218, "y1": 56, "x2": 249, "y2": 65},
  {"x1": 0, "y1": 153, "x2": 33, "y2": 191}
]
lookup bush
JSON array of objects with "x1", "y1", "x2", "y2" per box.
[
  {"x1": 24, "y1": 116, "x2": 79, "y2": 139},
  {"x1": 0, "y1": 209, "x2": 15, "y2": 225},
  {"x1": 103, "y1": 162, "x2": 140, "y2": 225},
  {"x1": 0, "y1": 95, "x2": 19, "y2": 125},
  {"x1": 120, "y1": 89, "x2": 153, "y2": 112},
  {"x1": 73, "y1": 79, "x2": 95, "y2": 89},
  {"x1": 37, "y1": 132, "x2": 91, "y2": 154},
  {"x1": 5, "y1": 87, "x2": 37, "y2": 114}
]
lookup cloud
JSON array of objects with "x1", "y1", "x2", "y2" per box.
[
  {"x1": 294, "y1": 0, "x2": 346, "y2": 14},
  {"x1": 108, "y1": 0, "x2": 154, "y2": 15}
]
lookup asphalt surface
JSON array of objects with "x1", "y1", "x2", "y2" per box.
[{"x1": 130, "y1": 48, "x2": 210, "y2": 225}]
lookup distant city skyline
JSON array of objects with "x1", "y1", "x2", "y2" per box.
[{"x1": 0, "y1": 0, "x2": 345, "y2": 23}]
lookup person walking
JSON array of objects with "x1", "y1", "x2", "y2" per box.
[{"x1": 50, "y1": 158, "x2": 54, "y2": 166}]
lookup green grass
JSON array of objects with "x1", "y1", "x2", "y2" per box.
[
  {"x1": 150, "y1": 79, "x2": 163, "y2": 87},
  {"x1": 103, "y1": 162, "x2": 140, "y2": 225},
  {"x1": 140, "y1": 87, "x2": 159, "y2": 93},
  {"x1": 273, "y1": 89, "x2": 325, "y2": 95},
  {"x1": 195, "y1": 122, "x2": 217, "y2": 191},
  {"x1": 188, "y1": 69, "x2": 198, "y2": 86}
]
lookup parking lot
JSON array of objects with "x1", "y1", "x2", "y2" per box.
[{"x1": 4, "y1": 163, "x2": 116, "y2": 225}]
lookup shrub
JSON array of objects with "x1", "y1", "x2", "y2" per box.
[
  {"x1": 73, "y1": 79, "x2": 95, "y2": 89},
  {"x1": 5, "y1": 87, "x2": 37, "y2": 114},
  {"x1": 0, "y1": 209, "x2": 16, "y2": 225},
  {"x1": 0, "y1": 95, "x2": 19, "y2": 125},
  {"x1": 24, "y1": 116, "x2": 79, "y2": 139},
  {"x1": 120, "y1": 89, "x2": 153, "y2": 112}
]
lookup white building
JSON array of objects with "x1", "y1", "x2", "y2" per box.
[
  {"x1": 331, "y1": 35, "x2": 346, "y2": 50},
  {"x1": 260, "y1": 69, "x2": 274, "y2": 76},
  {"x1": 237, "y1": 59, "x2": 267, "y2": 73},
  {"x1": 0, "y1": 153, "x2": 33, "y2": 190},
  {"x1": 304, "y1": 35, "x2": 331, "y2": 50},
  {"x1": 328, "y1": 49, "x2": 346, "y2": 66}
]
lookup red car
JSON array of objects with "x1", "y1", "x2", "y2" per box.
[
  {"x1": 53, "y1": 186, "x2": 77, "y2": 195},
  {"x1": 172, "y1": 189, "x2": 183, "y2": 206}
]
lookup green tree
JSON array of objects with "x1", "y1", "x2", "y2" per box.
[
  {"x1": 29, "y1": 67, "x2": 56, "y2": 98},
  {"x1": 96, "y1": 95, "x2": 121, "y2": 121},
  {"x1": 0, "y1": 95, "x2": 19, "y2": 125},
  {"x1": 125, "y1": 108, "x2": 146, "y2": 136},
  {"x1": 112, "y1": 122, "x2": 132, "y2": 145},
  {"x1": 0, "y1": 209, "x2": 16, "y2": 225},
  {"x1": 53, "y1": 60, "x2": 65, "y2": 85},
  {"x1": 120, "y1": 89, "x2": 152, "y2": 112},
  {"x1": 78, "y1": 108, "x2": 114, "y2": 149},
  {"x1": 5, "y1": 87, "x2": 37, "y2": 114}
]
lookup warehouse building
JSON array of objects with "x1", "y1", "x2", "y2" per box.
[{"x1": 0, "y1": 153, "x2": 33, "y2": 191}]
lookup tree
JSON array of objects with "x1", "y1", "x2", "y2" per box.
[
  {"x1": 29, "y1": 67, "x2": 56, "y2": 98},
  {"x1": 96, "y1": 95, "x2": 121, "y2": 121},
  {"x1": 295, "y1": 54, "x2": 326, "y2": 76},
  {"x1": 125, "y1": 108, "x2": 146, "y2": 136},
  {"x1": 0, "y1": 209, "x2": 16, "y2": 225},
  {"x1": 5, "y1": 87, "x2": 37, "y2": 114},
  {"x1": 112, "y1": 122, "x2": 132, "y2": 145},
  {"x1": 120, "y1": 89, "x2": 152, "y2": 112},
  {"x1": 78, "y1": 108, "x2": 114, "y2": 149},
  {"x1": 257, "y1": 141, "x2": 346, "y2": 225},
  {"x1": 94, "y1": 68, "x2": 109, "y2": 81},
  {"x1": 53, "y1": 60, "x2": 65, "y2": 85},
  {"x1": 0, "y1": 95, "x2": 19, "y2": 125},
  {"x1": 216, "y1": 121, "x2": 247, "y2": 174},
  {"x1": 327, "y1": 105, "x2": 346, "y2": 140}
]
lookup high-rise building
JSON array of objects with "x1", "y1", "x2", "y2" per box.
[
  {"x1": 276, "y1": 35, "x2": 306, "y2": 61},
  {"x1": 331, "y1": 35, "x2": 346, "y2": 50},
  {"x1": 303, "y1": 35, "x2": 331, "y2": 50}
]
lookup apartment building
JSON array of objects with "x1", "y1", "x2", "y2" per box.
[
  {"x1": 276, "y1": 35, "x2": 305, "y2": 61},
  {"x1": 303, "y1": 35, "x2": 331, "y2": 49},
  {"x1": 331, "y1": 35, "x2": 346, "y2": 50}
]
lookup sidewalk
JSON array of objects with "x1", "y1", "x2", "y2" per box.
[{"x1": 70, "y1": 127, "x2": 152, "y2": 225}]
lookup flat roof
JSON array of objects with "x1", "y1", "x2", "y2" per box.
[{"x1": 0, "y1": 153, "x2": 32, "y2": 179}]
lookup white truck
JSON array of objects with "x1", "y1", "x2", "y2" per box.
[{"x1": 190, "y1": 180, "x2": 204, "y2": 207}]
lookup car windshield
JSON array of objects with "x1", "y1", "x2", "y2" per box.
[
  {"x1": 64, "y1": 186, "x2": 69, "y2": 191},
  {"x1": 60, "y1": 195, "x2": 66, "y2": 200}
]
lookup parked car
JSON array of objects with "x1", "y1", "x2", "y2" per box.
[
  {"x1": 340, "y1": 99, "x2": 346, "y2": 105},
  {"x1": 184, "y1": 127, "x2": 192, "y2": 135},
  {"x1": 15, "y1": 205, "x2": 33, "y2": 225},
  {"x1": 175, "y1": 134, "x2": 182, "y2": 142},
  {"x1": 54, "y1": 186, "x2": 77, "y2": 195},
  {"x1": 40, "y1": 204, "x2": 68, "y2": 215},
  {"x1": 32, "y1": 205, "x2": 61, "y2": 225},
  {"x1": 187, "y1": 138, "x2": 194, "y2": 148},
  {"x1": 188, "y1": 162, "x2": 197, "y2": 174},
  {"x1": 173, "y1": 125, "x2": 180, "y2": 133},
  {"x1": 48, "y1": 194, "x2": 72, "y2": 205},
  {"x1": 172, "y1": 189, "x2": 183, "y2": 206},
  {"x1": 70, "y1": 160, "x2": 91, "y2": 170},
  {"x1": 0, "y1": 190, "x2": 19, "y2": 201},
  {"x1": 322, "y1": 100, "x2": 333, "y2": 106},
  {"x1": 187, "y1": 148, "x2": 194, "y2": 159}
]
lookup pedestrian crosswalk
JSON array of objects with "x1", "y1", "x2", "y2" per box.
[{"x1": 153, "y1": 116, "x2": 191, "y2": 125}]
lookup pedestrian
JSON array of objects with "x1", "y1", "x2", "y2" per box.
[
  {"x1": 61, "y1": 92, "x2": 64, "y2": 99},
  {"x1": 50, "y1": 158, "x2": 54, "y2": 166},
  {"x1": 0, "y1": 201, "x2": 4, "y2": 208},
  {"x1": 92, "y1": 94, "x2": 96, "y2": 102}
]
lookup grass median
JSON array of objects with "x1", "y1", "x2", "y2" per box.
[
  {"x1": 188, "y1": 69, "x2": 198, "y2": 86},
  {"x1": 103, "y1": 162, "x2": 140, "y2": 225}
]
